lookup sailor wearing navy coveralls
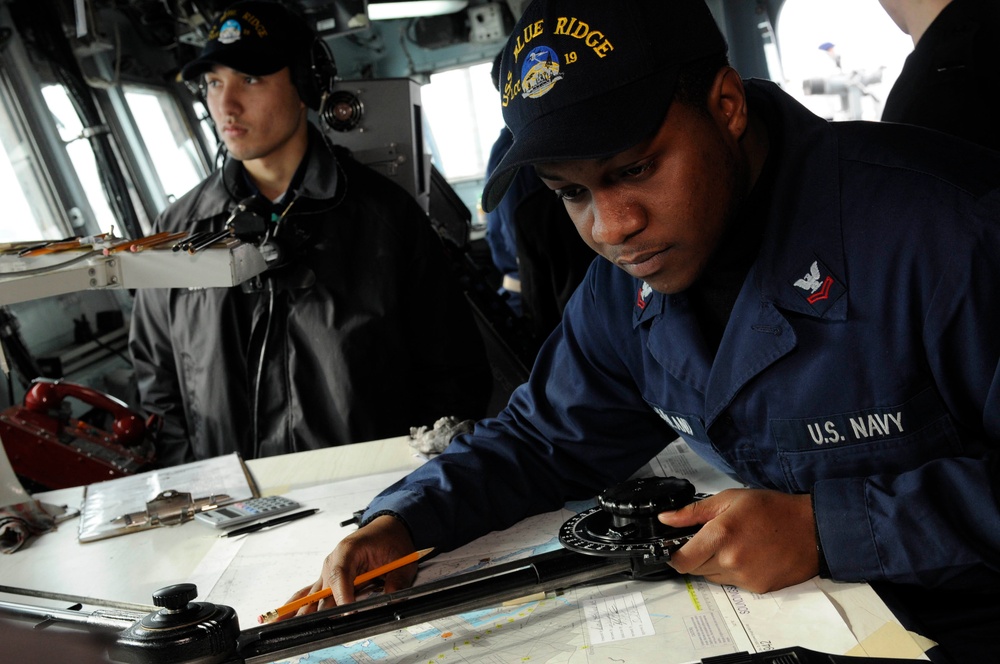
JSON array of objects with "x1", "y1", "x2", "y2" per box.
[{"x1": 295, "y1": 2, "x2": 1000, "y2": 660}]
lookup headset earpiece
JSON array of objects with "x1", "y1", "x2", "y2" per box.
[{"x1": 293, "y1": 37, "x2": 337, "y2": 111}]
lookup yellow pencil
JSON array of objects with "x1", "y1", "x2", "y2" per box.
[
  {"x1": 257, "y1": 547, "x2": 434, "y2": 624},
  {"x1": 19, "y1": 239, "x2": 84, "y2": 257},
  {"x1": 129, "y1": 231, "x2": 185, "y2": 252}
]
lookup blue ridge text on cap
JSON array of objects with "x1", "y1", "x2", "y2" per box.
[
  {"x1": 512, "y1": 17, "x2": 614, "y2": 66},
  {"x1": 239, "y1": 11, "x2": 268, "y2": 37},
  {"x1": 512, "y1": 20, "x2": 545, "y2": 63},
  {"x1": 553, "y1": 18, "x2": 614, "y2": 58}
]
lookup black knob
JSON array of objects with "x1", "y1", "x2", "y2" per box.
[
  {"x1": 152, "y1": 584, "x2": 198, "y2": 611},
  {"x1": 111, "y1": 586, "x2": 240, "y2": 663},
  {"x1": 141, "y1": 587, "x2": 210, "y2": 630},
  {"x1": 600, "y1": 476, "x2": 695, "y2": 514},
  {"x1": 598, "y1": 477, "x2": 696, "y2": 538}
]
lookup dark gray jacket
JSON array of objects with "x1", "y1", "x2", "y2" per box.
[
  {"x1": 881, "y1": 0, "x2": 1000, "y2": 151},
  {"x1": 129, "y1": 126, "x2": 492, "y2": 465}
]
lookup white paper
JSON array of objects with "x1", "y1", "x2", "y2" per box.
[
  {"x1": 583, "y1": 590, "x2": 654, "y2": 644},
  {"x1": 0, "y1": 433, "x2": 30, "y2": 508},
  {"x1": 202, "y1": 469, "x2": 413, "y2": 622},
  {"x1": 77, "y1": 452, "x2": 256, "y2": 542}
]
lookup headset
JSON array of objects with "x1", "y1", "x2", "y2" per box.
[{"x1": 291, "y1": 35, "x2": 337, "y2": 113}]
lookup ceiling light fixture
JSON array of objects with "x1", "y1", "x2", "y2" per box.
[{"x1": 367, "y1": 1, "x2": 469, "y2": 21}]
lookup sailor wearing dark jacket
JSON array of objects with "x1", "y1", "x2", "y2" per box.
[
  {"x1": 128, "y1": 0, "x2": 491, "y2": 465},
  {"x1": 879, "y1": 0, "x2": 1000, "y2": 151}
]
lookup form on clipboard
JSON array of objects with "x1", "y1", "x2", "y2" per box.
[{"x1": 78, "y1": 453, "x2": 258, "y2": 542}]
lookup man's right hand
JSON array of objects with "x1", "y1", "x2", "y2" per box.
[{"x1": 278, "y1": 514, "x2": 417, "y2": 620}]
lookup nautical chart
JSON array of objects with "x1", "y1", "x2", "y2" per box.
[
  {"x1": 265, "y1": 443, "x2": 865, "y2": 664},
  {"x1": 270, "y1": 564, "x2": 860, "y2": 664}
]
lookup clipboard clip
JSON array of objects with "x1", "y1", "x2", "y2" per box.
[{"x1": 111, "y1": 490, "x2": 230, "y2": 527}]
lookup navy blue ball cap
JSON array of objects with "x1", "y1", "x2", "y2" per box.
[
  {"x1": 481, "y1": 0, "x2": 728, "y2": 213},
  {"x1": 181, "y1": 1, "x2": 313, "y2": 81}
]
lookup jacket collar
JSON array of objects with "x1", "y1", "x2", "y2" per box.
[
  {"x1": 633, "y1": 79, "x2": 849, "y2": 326},
  {"x1": 188, "y1": 123, "x2": 341, "y2": 223},
  {"x1": 223, "y1": 124, "x2": 340, "y2": 202},
  {"x1": 745, "y1": 79, "x2": 848, "y2": 321}
]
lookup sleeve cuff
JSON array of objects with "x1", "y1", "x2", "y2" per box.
[
  {"x1": 811, "y1": 490, "x2": 831, "y2": 579},
  {"x1": 812, "y1": 477, "x2": 882, "y2": 582}
]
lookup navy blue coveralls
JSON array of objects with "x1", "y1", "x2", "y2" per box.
[{"x1": 365, "y1": 80, "x2": 1000, "y2": 659}]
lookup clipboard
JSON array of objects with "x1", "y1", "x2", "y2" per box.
[{"x1": 78, "y1": 453, "x2": 259, "y2": 542}]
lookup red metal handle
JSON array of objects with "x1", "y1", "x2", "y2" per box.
[{"x1": 24, "y1": 380, "x2": 146, "y2": 447}]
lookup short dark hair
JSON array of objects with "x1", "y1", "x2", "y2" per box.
[{"x1": 673, "y1": 53, "x2": 730, "y2": 113}]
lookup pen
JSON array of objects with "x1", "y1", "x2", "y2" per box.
[
  {"x1": 339, "y1": 507, "x2": 367, "y2": 528},
  {"x1": 188, "y1": 228, "x2": 232, "y2": 254},
  {"x1": 221, "y1": 508, "x2": 320, "y2": 538},
  {"x1": 173, "y1": 230, "x2": 212, "y2": 252},
  {"x1": 257, "y1": 547, "x2": 434, "y2": 624}
]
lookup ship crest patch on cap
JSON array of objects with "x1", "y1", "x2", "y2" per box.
[
  {"x1": 502, "y1": 15, "x2": 617, "y2": 109},
  {"x1": 522, "y1": 46, "x2": 563, "y2": 98},
  {"x1": 217, "y1": 18, "x2": 243, "y2": 44},
  {"x1": 483, "y1": 0, "x2": 728, "y2": 215}
]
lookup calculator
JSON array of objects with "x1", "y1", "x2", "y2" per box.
[{"x1": 194, "y1": 495, "x2": 302, "y2": 529}]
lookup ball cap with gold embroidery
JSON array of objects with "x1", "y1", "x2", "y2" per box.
[
  {"x1": 180, "y1": 1, "x2": 313, "y2": 81},
  {"x1": 481, "y1": 0, "x2": 728, "y2": 213}
]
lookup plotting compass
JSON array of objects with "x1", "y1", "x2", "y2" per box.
[{"x1": 559, "y1": 476, "x2": 704, "y2": 565}]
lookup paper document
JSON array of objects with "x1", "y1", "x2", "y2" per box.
[
  {"x1": 78, "y1": 452, "x2": 257, "y2": 542},
  {"x1": 256, "y1": 441, "x2": 920, "y2": 663},
  {"x1": 202, "y1": 469, "x2": 413, "y2": 621}
]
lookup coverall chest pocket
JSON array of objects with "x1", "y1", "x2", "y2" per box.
[{"x1": 769, "y1": 388, "x2": 963, "y2": 493}]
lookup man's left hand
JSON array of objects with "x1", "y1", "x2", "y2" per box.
[{"x1": 659, "y1": 488, "x2": 819, "y2": 593}]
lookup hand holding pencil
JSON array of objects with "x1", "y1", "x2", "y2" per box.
[
  {"x1": 259, "y1": 547, "x2": 433, "y2": 623},
  {"x1": 267, "y1": 513, "x2": 421, "y2": 622}
]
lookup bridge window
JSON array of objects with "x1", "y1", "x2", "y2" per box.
[
  {"x1": 124, "y1": 86, "x2": 207, "y2": 208},
  {"x1": 0, "y1": 106, "x2": 57, "y2": 241},
  {"x1": 421, "y1": 60, "x2": 504, "y2": 220},
  {"x1": 422, "y1": 61, "x2": 503, "y2": 181},
  {"x1": 41, "y1": 85, "x2": 118, "y2": 235},
  {"x1": 775, "y1": 0, "x2": 912, "y2": 121}
]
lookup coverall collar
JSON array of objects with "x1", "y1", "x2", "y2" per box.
[{"x1": 633, "y1": 79, "x2": 849, "y2": 328}]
